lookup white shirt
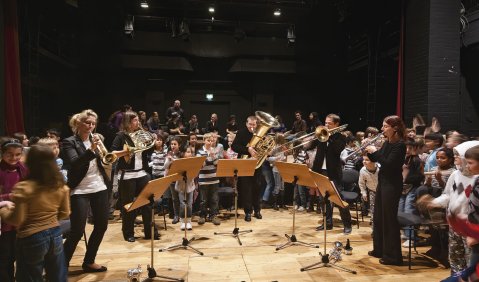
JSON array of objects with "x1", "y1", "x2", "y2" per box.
[{"x1": 73, "y1": 140, "x2": 108, "y2": 195}]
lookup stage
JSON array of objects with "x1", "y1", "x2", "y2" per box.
[{"x1": 68, "y1": 208, "x2": 449, "y2": 281}]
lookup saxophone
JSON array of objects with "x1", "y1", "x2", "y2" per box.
[{"x1": 242, "y1": 111, "x2": 279, "y2": 169}]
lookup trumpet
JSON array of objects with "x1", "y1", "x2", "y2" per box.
[
  {"x1": 344, "y1": 133, "x2": 383, "y2": 162},
  {"x1": 90, "y1": 133, "x2": 118, "y2": 165}
]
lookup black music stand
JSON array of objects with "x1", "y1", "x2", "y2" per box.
[
  {"x1": 274, "y1": 162, "x2": 319, "y2": 251},
  {"x1": 159, "y1": 156, "x2": 206, "y2": 255},
  {"x1": 300, "y1": 171, "x2": 356, "y2": 274},
  {"x1": 214, "y1": 159, "x2": 256, "y2": 245},
  {"x1": 125, "y1": 174, "x2": 184, "y2": 282}
]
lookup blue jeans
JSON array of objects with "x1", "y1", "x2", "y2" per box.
[
  {"x1": 261, "y1": 162, "x2": 274, "y2": 202},
  {"x1": 398, "y1": 187, "x2": 419, "y2": 239},
  {"x1": 272, "y1": 171, "x2": 284, "y2": 195},
  {"x1": 178, "y1": 191, "x2": 194, "y2": 218},
  {"x1": 16, "y1": 226, "x2": 67, "y2": 282},
  {"x1": 294, "y1": 185, "x2": 307, "y2": 208}
]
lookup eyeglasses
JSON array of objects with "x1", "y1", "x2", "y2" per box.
[{"x1": 1, "y1": 139, "x2": 22, "y2": 149}]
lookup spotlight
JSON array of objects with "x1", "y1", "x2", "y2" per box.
[
  {"x1": 209, "y1": 6, "x2": 215, "y2": 13},
  {"x1": 140, "y1": 1, "x2": 148, "y2": 8},
  {"x1": 287, "y1": 25, "x2": 295, "y2": 45},
  {"x1": 124, "y1": 15, "x2": 134, "y2": 38},
  {"x1": 206, "y1": 93, "x2": 214, "y2": 100},
  {"x1": 274, "y1": 8, "x2": 281, "y2": 16}
]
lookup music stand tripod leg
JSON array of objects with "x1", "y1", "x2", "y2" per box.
[
  {"x1": 300, "y1": 192, "x2": 356, "y2": 274},
  {"x1": 160, "y1": 173, "x2": 204, "y2": 256},
  {"x1": 214, "y1": 172, "x2": 252, "y2": 246},
  {"x1": 276, "y1": 176, "x2": 318, "y2": 251},
  {"x1": 145, "y1": 195, "x2": 184, "y2": 282}
]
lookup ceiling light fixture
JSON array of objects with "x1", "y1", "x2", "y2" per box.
[
  {"x1": 140, "y1": 1, "x2": 149, "y2": 8},
  {"x1": 206, "y1": 93, "x2": 214, "y2": 100},
  {"x1": 209, "y1": 6, "x2": 215, "y2": 13},
  {"x1": 274, "y1": 8, "x2": 281, "y2": 16}
]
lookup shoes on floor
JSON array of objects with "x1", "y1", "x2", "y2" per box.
[
  {"x1": 180, "y1": 222, "x2": 186, "y2": 231},
  {"x1": 172, "y1": 216, "x2": 179, "y2": 224},
  {"x1": 125, "y1": 236, "x2": 135, "y2": 243},
  {"x1": 212, "y1": 216, "x2": 221, "y2": 225},
  {"x1": 343, "y1": 226, "x2": 352, "y2": 235},
  {"x1": 254, "y1": 211, "x2": 262, "y2": 219},
  {"x1": 379, "y1": 258, "x2": 403, "y2": 266},
  {"x1": 186, "y1": 222, "x2": 192, "y2": 230},
  {"x1": 245, "y1": 213, "x2": 252, "y2": 222},
  {"x1": 297, "y1": 206, "x2": 305, "y2": 212},
  {"x1": 368, "y1": 250, "x2": 381, "y2": 258},
  {"x1": 198, "y1": 217, "x2": 206, "y2": 225},
  {"x1": 316, "y1": 224, "x2": 333, "y2": 231},
  {"x1": 82, "y1": 263, "x2": 107, "y2": 273}
]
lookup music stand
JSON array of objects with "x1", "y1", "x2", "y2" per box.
[
  {"x1": 125, "y1": 174, "x2": 183, "y2": 281},
  {"x1": 300, "y1": 171, "x2": 356, "y2": 274},
  {"x1": 214, "y1": 159, "x2": 256, "y2": 245},
  {"x1": 159, "y1": 156, "x2": 206, "y2": 255},
  {"x1": 274, "y1": 162, "x2": 319, "y2": 251}
]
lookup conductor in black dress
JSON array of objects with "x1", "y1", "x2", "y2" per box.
[
  {"x1": 311, "y1": 113, "x2": 352, "y2": 234},
  {"x1": 365, "y1": 115, "x2": 406, "y2": 266},
  {"x1": 231, "y1": 115, "x2": 263, "y2": 222}
]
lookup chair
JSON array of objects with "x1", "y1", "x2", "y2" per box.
[
  {"x1": 397, "y1": 211, "x2": 449, "y2": 270},
  {"x1": 340, "y1": 169, "x2": 362, "y2": 229}
]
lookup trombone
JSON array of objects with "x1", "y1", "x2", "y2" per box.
[{"x1": 272, "y1": 124, "x2": 348, "y2": 156}]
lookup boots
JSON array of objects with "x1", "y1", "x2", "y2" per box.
[{"x1": 308, "y1": 195, "x2": 317, "y2": 212}]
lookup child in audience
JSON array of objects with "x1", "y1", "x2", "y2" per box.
[
  {"x1": 267, "y1": 134, "x2": 287, "y2": 210},
  {"x1": 399, "y1": 138, "x2": 424, "y2": 246},
  {"x1": 196, "y1": 133, "x2": 221, "y2": 225},
  {"x1": 358, "y1": 154, "x2": 379, "y2": 228},
  {"x1": 149, "y1": 135, "x2": 167, "y2": 180},
  {"x1": 0, "y1": 139, "x2": 27, "y2": 282},
  {"x1": 164, "y1": 136, "x2": 182, "y2": 224},
  {"x1": 417, "y1": 147, "x2": 455, "y2": 199},
  {"x1": 37, "y1": 137, "x2": 67, "y2": 181},
  {"x1": 293, "y1": 135, "x2": 309, "y2": 211},
  {"x1": 175, "y1": 146, "x2": 197, "y2": 230}
]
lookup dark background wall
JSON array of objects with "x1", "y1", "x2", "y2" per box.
[{"x1": 15, "y1": 0, "x2": 479, "y2": 139}]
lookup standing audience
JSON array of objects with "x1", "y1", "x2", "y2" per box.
[
  {"x1": 0, "y1": 139, "x2": 27, "y2": 281},
  {"x1": 1, "y1": 145, "x2": 70, "y2": 281}
]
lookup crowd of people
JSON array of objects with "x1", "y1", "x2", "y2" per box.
[{"x1": 1, "y1": 100, "x2": 479, "y2": 281}]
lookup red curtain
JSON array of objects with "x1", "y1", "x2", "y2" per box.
[
  {"x1": 3, "y1": 0, "x2": 24, "y2": 135},
  {"x1": 396, "y1": 0, "x2": 405, "y2": 117}
]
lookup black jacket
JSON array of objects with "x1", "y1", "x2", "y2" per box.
[
  {"x1": 368, "y1": 140, "x2": 406, "y2": 192},
  {"x1": 62, "y1": 135, "x2": 111, "y2": 189},
  {"x1": 110, "y1": 131, "x2": 152, "y2": 171},
  {"x1": 311, "y1": 132, "x2": 346, "y2": 182},
  {"x1": 231, "y1": 126, "x2": 253, "y2": 158}
]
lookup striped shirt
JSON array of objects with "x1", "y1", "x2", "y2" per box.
[
  {"x1": 196, "y1": 146, "x2": 220, "y2": 185},
  {"x1": 150, "y1": 148, "x2": 167, "y2": 177},
  {"x1": 294, "y1": 149, "x2": 308, "y2": 165}
]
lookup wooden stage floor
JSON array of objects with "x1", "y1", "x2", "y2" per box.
[{"x1": 68, "y1": 208, "x2": 450, "y2": 281}]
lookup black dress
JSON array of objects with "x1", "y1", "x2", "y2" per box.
[{"x1": 368, "y1": 140, "x2": 406, "y2": 263}]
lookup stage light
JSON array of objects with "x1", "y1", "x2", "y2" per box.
[
  {"x1": 124, "y1": 15, "x2": 134, "y2": 38},
  {"x1": 206, "y1": 94, "x2": 214, "y2": 100},
  {"x1": 274, "y1": 8, "x2": 281, "y2": 16},
  {"x1": 209, "y1": 6, "x2": 215, "y2": 13},
  {"x1": 287, "y1": 25, "x2": 295, "y2": 45},
  {"x1": 140, "y1": 1, "x2": 148, "y2": 8}
]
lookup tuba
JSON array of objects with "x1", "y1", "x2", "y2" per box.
[
  {"x1": 242, "y1": 111, "x2": 280, "y2": 169},
  {"x1": 123, "y1": 129, "x2": 157, "y2": 163}
]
